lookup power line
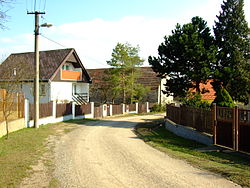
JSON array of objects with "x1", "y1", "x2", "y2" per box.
[
  {"x1": 34, "y1": 0, "x2": 36, "y2": 11},
  {"x1": 40, "y1": 34, "x2": 66, "y2": 48},
  {"x1": 43, "y1": 0, "x2": 47, "y2": 11}
]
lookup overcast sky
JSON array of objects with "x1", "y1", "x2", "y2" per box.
[{"x1": 0, "y1": 0, "x2": 250, "y2": 68}]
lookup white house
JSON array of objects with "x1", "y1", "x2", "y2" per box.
[{"x1": 0, "y1": 48, "x2": 92, "y2": 104}]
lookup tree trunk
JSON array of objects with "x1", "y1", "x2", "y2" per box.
[
  {"x1": 4, "y1": 116, "x2": 9, "y2": 139},
  {"x1": 195, "y1": 81, "x2": 201, "y2": 94}
]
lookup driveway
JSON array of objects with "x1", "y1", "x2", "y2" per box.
[{"x1": 54, "y1": 114, "x2": 240, "y2": 188}]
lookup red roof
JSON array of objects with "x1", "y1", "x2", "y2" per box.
[{"x1": 190, "y1": 80, "x2": 216, "y2": 100}]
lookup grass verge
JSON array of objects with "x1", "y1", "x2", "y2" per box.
[
  {"x1": 0, "y1": 124, "x2": 59, "y2": 187},
  {"x1": 135, "y1": 120, "x2": 250, "y2": 187},
  {"x1": 0, "y1": 118, "x2": 92, "y2": 188}
]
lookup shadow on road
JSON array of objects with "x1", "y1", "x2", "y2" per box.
[{"x1": 62, "y1": 115, "x2": 165, "y2": 129}]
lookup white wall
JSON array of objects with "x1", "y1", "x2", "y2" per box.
[
  {"x1": 159, "y1": 78, "x2": 174, "y2": 104},
  {"x1": 21, "y1": 81, "x2": 89, "y2": 103},
  {"x1": 50, "y1": 82, "x2": 73, "y2": 102},
  {"x1": 22, "y1": 82, "x2": 50, "y2": 104}
]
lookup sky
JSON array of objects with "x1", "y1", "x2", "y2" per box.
[{"x1": 0, "y1": 0, "x2": 250, "y2": 68}]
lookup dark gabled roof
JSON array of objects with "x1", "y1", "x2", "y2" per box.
[
  {"x1": 0, "y1": 48, "x2": 91, "y2": 82},
  {"x1": 87, "y1": 67, "x2": 161, "y2": 90}
]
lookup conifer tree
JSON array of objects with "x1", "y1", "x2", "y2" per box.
[
  {"x1": 107, "y1": 42, "x2": 147, "y2": 103},
  {"x1": 149, "y1": 17, "x2": 217, "y2": 98},
  {"x1": 213, "y1": 0, "x2": 250, "y2": 104}
]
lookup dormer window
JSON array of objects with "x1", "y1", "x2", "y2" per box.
[{"x1": 62, "y1": 65, "x2": 70, "y2": 70}]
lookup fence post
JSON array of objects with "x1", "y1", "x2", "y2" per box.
[
  {"x1": 212, "y1": 103, "x2": 217, "y2": 145},
  {"x1": 24, "y1": 99, "x2": 29, "y2": 127},
  {"x1": 234, "y1": 106, "x2": 239, "y2": 151},
  {"x1": 90, "y1": 102, "x2": 94, "y2": 118},
  {"x1": 146, "y1": 102, "x2": 150, "y2": 113},
  {"x1": 122, "y1": 104, "x2": 125, "y2": 114},
  {"x1": 110, "y1": 104, "x2": 113, "y2": 116},
  {"x1": 136, "y1": 103, "x2": 139, "y2": 113},
  {"x1": 52, "y1": 100, "x2": 57, "y2": 119},
  {"x1": 72, "y1": 102, "x2": 76, "y2": 119}
]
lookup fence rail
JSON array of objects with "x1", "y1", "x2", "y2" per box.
[
  {"x1": 166, "y1": 105, "x2": 213, "y2": 134},
  {"x1": 0, "y1": 89, "x2": 24, "y2": 121},
  {"x1": 29, "y1": 102, "x2": 53, "y2": 120},
  {"x1": 56, "y1": 103, "x2": 72, "y2": 118},
  {"x1": 112, "y1": 104, "x2": 123, "y2": 115},
  {"x1": 138, "y1": 103, "x2": 147, "y2": 114},
  {"x1": 167, "y1": 104, "x2": 250, "y2": 154},
  {"x1": 75, "y1": 103, "x2": 91, "y2": 116}
]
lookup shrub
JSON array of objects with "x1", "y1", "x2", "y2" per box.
[
  {"x1": 180, "y1": 92, "x2": 210, "y2": 109},
  {"x1": 212, "y1": 88, "x2": 234, "y2": 107},
  {"x1": 150, "y1": 104, "x2": 166, "y2": 112}
]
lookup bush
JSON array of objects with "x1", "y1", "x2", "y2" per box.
[
  {"x1": 212, "y1": 88, "x2": 234, "y2": 107},
  {"x1": 180, "y1": 92, "x2": 210, "y2": 109},
  {"x1": 150, "y1": 104, "x2": 166, "y2": 112}
]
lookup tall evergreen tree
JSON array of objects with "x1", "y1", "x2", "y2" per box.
[
  {"x1": 149, "y1": 16, "x2": 217, "y2": 98},
  {"x1": 213, "y1": 0, "x2": 250, "y2": 104},
  {"x1": 107, "y1": 42, "x2": 147, "y2": 103}
]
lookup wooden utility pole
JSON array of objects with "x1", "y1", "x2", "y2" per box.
[{"x1": 27, "y1": 11, "x2": 45, "y2": 128}]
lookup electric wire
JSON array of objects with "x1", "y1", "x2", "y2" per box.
[
  {"x1": 25, "y1": 0, "x2": 28, "y2": 12},
  {"x1": 40, "y1": 34, "x2": 67, "y2": 48},
  {"x1": 40, "y1": 34, "x2": 107, "y2": 67},
  {"x1": 43, "y1": 0, "x2": 47, "y2": 12},
  {"x1": 34, "y1": 0, "x2": 36, "y2": 12},
  {"x1": 39, "y1": 0, "x2": 42, "y2": 11}
]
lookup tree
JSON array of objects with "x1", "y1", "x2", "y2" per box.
[
  {"x1": 213, "y1": 0, "x2": 250, "y2": 104},
  {"x1": 213, "y1": 88, "x2": 234, "y2": 107},
  {"x1": 107, "y1": 42, "x2": 147, "y2": 103},
  {"x1": 0, "y1": 0, "x2": 14, "y2": 29},
  {"x1": 149, "y1": 16, "x2": 217, "y2": 98}
]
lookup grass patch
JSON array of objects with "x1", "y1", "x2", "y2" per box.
[
  {"x1": 0, "y1": 124, "x2": 58, "y2": 187},
  {"x1": 135, "y1": 120, "x2": 250, "y2": 187}
]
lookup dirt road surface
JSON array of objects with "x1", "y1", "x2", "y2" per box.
[{"x1": 54, "y1": 114, "x2": 240, "y2": 188}]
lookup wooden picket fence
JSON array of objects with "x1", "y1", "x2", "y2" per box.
[
  {"x1": 0, "y1": 89, "x2": 24, "y2": 121},
  {"x1": 166, "y1": 104, "x2": 250, "y2": 154}
]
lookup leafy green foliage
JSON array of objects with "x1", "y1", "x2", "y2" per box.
[
  {"x1": 179, "y1": 92, "x2": 210, "y2": 109},
  {"x1": 107, "y1": 42, "x2": 148, "y2": 103},
  {"x1": 150, "y1": 104, "x2": 166, "y2": 112},
  {"x1": 149, "y1": 16, "x2": 217, "y2": 98},
  {"x1": 212, "y1": 88, "x2": 234, "y2": 107},
  {"x1": 213, "y1": 0, "x2": 250, "y2": 104}
]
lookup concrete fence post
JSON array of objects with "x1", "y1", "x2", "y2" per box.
[
  {"x1": 52, "y1": 100, "x2": 57, "y2": 119},
  {"x1": 103, "y1": 104, "x2": 107, "y2": 117},
  {"x1": 136, "y1": 103, "x2": 139, "y2": 114},
  {"x1": 72, "y1": 102, "x2": 76, "y2": 119},
  {"x1": 90, "y1": 102, "x2": 94, "y2": 118},
  {"x1": 122, "y1": 104, "x2": 126, "y2": 114},
  {"x1": 146, "y1": 102, "x2": 150, "y2": 113},
  {"x1": 110, "y1": 104, "x2": 113, "y2": 116},
  {"x1": 24, "y1": 99, "x2": 29, "y2": 127}
]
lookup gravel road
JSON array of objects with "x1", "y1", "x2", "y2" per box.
[{"x1": 54, "y1": 114, "x2": 240, "y2": 188}]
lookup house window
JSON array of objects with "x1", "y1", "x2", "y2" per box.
[
  {"x1": 40, "y1": 84, "x2": 46, "y2": 96},
  {"x1": 62, "y1": 64, "x2": 70, "y2": 70}
]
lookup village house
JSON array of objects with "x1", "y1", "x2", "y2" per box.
[
  {"x1": 87, "y1": 67, "x2": 173, "y2": 104},
  {"x1": 0, "y1": 48, "x2": 92, "y2": 104}
]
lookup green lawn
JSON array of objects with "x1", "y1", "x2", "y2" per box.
[
  {"x1": 0, "y1": 125, "x2": 55, "y2": 187},
  {"x1": 135, "y1": 120, "x2": 250, "y2": 187}
]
